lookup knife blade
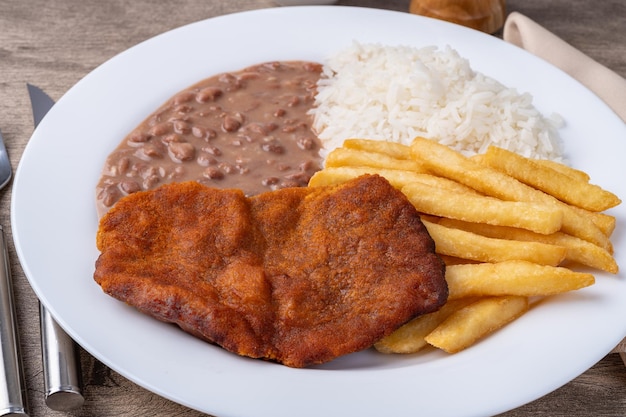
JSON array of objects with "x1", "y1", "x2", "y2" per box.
[
  {"x1": 26, "y1": 84, "x2": 55, "y2": 127},
  {"x1": 26, "y1": 84, "x2": 85, "y2": 411}
]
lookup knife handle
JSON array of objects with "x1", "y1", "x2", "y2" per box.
[
  {"x1": 0, "y1": 225, "x2": 28, "y2": 416},
  {"x1": 39, "y1": 303, "x2": 84, "y2": 411}
]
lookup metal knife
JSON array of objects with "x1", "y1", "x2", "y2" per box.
[{"x1": 26, "y1": 84, "x2": 85, "y2": 411}]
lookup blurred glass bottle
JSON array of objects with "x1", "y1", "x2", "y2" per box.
[{"x1": 410, "y1": 0, "x2": 506, "y2": 34}]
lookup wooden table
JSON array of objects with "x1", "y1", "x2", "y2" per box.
[{"x1": 0, "y1": 1, "x2": 624, "y2": 416}]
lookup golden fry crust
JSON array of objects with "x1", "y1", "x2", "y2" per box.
[{"x1": 94, "y1": 175, "x2": 447, "y2": 367}]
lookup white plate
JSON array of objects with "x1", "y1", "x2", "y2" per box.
[{"x1": 12, "y1": 6, "x2": 626, "y2": 417}]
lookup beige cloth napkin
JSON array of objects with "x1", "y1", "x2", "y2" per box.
[
  {"x1": 503, "y1": 12, "x2": 626, "y2": 123},
  {"x1": 504, "y1": 13, "x2": 626, "y2": 357}
]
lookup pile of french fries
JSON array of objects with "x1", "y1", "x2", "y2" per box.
[{"x1": 309, "y1": 137, "x2": 621, "y2": 354}]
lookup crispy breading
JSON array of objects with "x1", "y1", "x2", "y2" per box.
[{"x1": 94, "y1": 175, "x2": 447, "y2": 367}]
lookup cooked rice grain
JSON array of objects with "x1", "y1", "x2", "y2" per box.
[{"x1": 310, "y1": 43, "x2": 564, "y2": 161}]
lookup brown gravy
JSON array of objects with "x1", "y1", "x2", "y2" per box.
[{"x1": 96, "y1": 61, "x2": 323, "y2": 217}]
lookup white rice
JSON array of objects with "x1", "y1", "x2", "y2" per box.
[{"x1": 310, "y1": 42, "x2": 565, "y2": 161}]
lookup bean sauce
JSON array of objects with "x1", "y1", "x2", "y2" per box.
[{"x1": 96, "y1": 61, "x2": 323, "y2": 217}]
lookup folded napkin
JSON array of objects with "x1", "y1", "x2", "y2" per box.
[
  {"x1": 503, "y1": 12, "x2": 626, "y2": 123},
  {"x1": 504, "y1": 13, "x2": 626, "y2": 357}
]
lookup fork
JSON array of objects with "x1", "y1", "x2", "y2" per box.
[{"x1": 0, "y1": 128, "x2": 28, "y2": 415}]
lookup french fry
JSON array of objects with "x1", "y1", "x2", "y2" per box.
[
  {"x1": 402, "y1": 181, "x2": 563, "y2": 234},
  {"x1": 422, "y1": 220, "x2": 567, "y2": 266},
  {"x1": 445, "y1": 260, "x2": 595, "y2": 300},
  {"x1": 425, "y1": 296, "x2": 529, "y2": 353},
  {"x1": 309, "y1": 166, "x2": 479, "y2": 196},
  {"x1": 569, "y1": 205, "x2": 616, "y2": 237},
  {"x1": 479, "y1": 146, "x2": 621, "y2": 212},
  {"x1": 325, "y1": 147, "x2": 426, "y2": 172},
  {"x1": 438, "y1": 218, "x2": 618, "y2": 273},
  {"x1": 309, "y1": 166, "x2": 430, "y2": 189},
  {"x1": 374, "y1": 298, "x2": 476, "y2": 354},
  {"x1": 534, "y1": 158, "x2": 591, "y2": 183},
  {"x1": 471, "y1": 153, "x2": 593, "y2": 183},
  {"x1": 410, "y1": 136, "x2": 612, "y2": 251},
  {"x1": 473, "y1": 148, "x2": 615, "y2": 236},
  {"x1": 343, "y1": 138, "x2": 412, "y2": 160},
  {"x1": 407, "y1": 174, "x2": 482, "y2": 195}
]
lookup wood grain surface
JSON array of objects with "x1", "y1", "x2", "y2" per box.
[{"x1": 0, "y1": 1, "x2": 624, "y2": 416}]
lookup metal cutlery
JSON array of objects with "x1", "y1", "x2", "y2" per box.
[
  {"x1": 26, "y1": 84, "x2": 85, "y2": 411},
  {"x1": 0, "y1": 127, "x2": 28, "y2": 415}
]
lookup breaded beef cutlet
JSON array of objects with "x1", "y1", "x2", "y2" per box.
[{"x1": 94, "y1": 175, "x2": 447, "y2": 367}]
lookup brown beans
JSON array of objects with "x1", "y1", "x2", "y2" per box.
[
  {"x1": 173, "y1": 91, "x2": 195, "y2": 104},
  {"x1": 119, "y1": 180, "x2": 141, "y2": 194},
  {"x1": 203, "y1": 167, "x2": 224, "y2": 180},
  {"x1": 99, "y1": 184, "x2": 122, "y2": 208},
  {"x1": 168, "y1": 166, "x2": 186, "y2": 180},
  {"x1": 143, "y1": 177, "x2": 159, "y2": 189},
  {"x1": 222, "y1": 115, "x2": 241, "y2": 132},
  {"x1": 174, "y1": 104, "x2": 194, "y2": 114},
  {"x1": 196, "y1": 87, "x2": 223, "y2": 103},
  {"x1": 149, "y1": 123, "x2": 170, "y2": 136},
  {"x1": 128, "y1": 132, "x2": 150, "y2": 143},
  {"x1": 297, "y1": 136, "x2": 315, "y2": 150},
  {"x1": 218, "y1": 73, "x2": 241, "y2": 91},
  {"x1": 197, "y1": 153, "x2": 217, "y2": 167},
  {"x1": 173, "y1": 120, "x2": 192, "y2": 134},
  {"x1": 168, "y1": 142, "x2": 196, "y2": 162},
  {"x1": 115, "y1": 157, "x2": 130, "y2": 175},
  {"x1": 162, "y1": 133, "x2": 181, "y2": 144},
  {"x1": 192, "y1": 126, "x2": 216, "y2": 140},
  {"x1": 202, "y1": 145, "x2": 221, "y2": 156},
  {"x1": 137, "y1": 144, "x2": 164, "y2": 159},
  {"x1": 281, "y1": 120, "x2": 307, "y2": 133},
  {"x1": 96, "y1": 61, "x2": 323, "y2": 215},
  {"x1": 244, "y1": 122, "x2": 278, "y2": 135},
  {"x1": 222, "y1": 162, "x2": 239, "y2": 174},
  {"x1": 262, "y1": 177, "x2": 279, "y2": 186},
  {"x1": 261, "y1": 141, "x2": 284, "y2": 154}
]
